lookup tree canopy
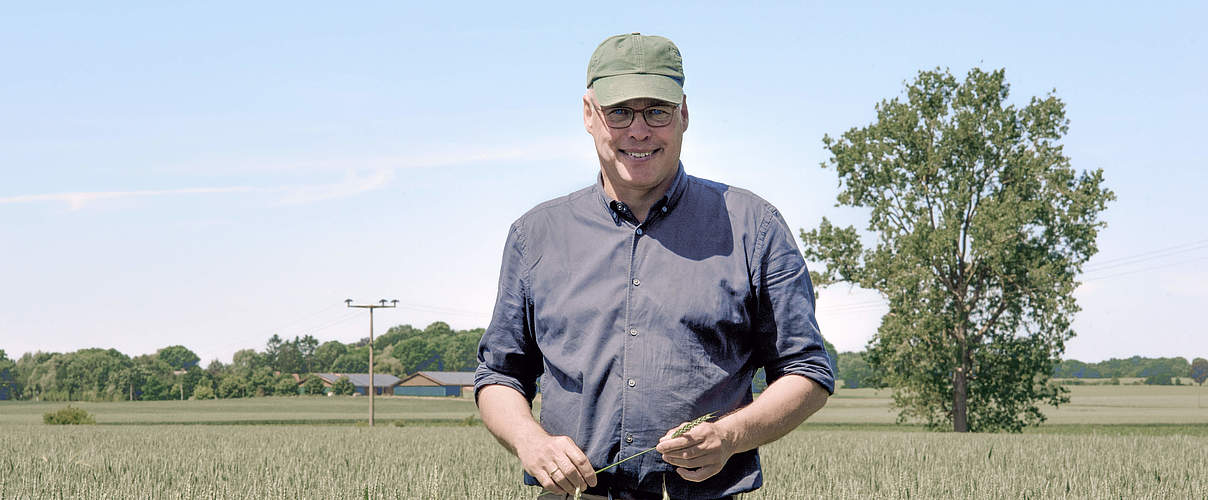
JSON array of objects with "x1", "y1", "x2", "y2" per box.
[
  {"x1": 157, "y1": 345, "x2": 200, "y2": 370},
  {"x1": 801, "y1": 67, "x2": 1114, "y2": 432},
  {"x1": 1192, "y1": 358, "x2": 1208, "y2": 386}
]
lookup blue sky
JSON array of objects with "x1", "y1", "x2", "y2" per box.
[{"x1": 2, "y1": 2, "x2": 1205, "y2": 365}]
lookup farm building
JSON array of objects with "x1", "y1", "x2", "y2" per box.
[
  {"x1": 395, "y1": 371, "x2": 475, "y2": 397},
  {"x1": 312, "y1": 373, "x2": 401, "y2": 396}
]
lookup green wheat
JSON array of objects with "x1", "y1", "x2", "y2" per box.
[{"x1": 593, "y1": 412, "x2": 717, "y2": 475}]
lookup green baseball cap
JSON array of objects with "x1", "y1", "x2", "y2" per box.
[{"x1": 586, "y1": 33, "x2": 684, "y2": 106}]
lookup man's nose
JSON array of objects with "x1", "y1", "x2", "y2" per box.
[{"x1": 627, "y1": 115, "x2": 652, "y2": 141}]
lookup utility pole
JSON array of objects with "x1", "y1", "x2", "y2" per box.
[{"x1": 345, "y1": 298, "x2": 397, "y2": 427}]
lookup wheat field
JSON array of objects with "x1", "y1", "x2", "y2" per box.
[
  {"x1": 3, "y1": 424, "x2": 1206, "y2": 499},
  {"x1": 3, "y1": 385, "x2": 1207, "y2": 499}
]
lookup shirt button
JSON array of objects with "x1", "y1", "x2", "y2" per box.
[
  {"x1": 632, "y1": 278, "x2": 640, "y2": 286},
  {"x1": 635, "y1": 228, "x2": 643, "y2": 235},
  {"x1": 625, "y1": 435, "x2": 634, "y2": 444},
  {"x1": 627, "y1": 378, "x2": 636, "y2": 387},
  {"x1": 629, "y1": 328, "x2": 638, "y2": 336}
]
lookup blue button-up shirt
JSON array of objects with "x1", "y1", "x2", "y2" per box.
[{"x1": 475, "y1": 165, "x2": 834, "y2": 499}]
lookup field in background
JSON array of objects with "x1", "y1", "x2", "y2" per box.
[
  {"x1": 0, "y1": 396, "x2": 477, "y2": 425},
  {"x1": 3, "y1": 385, "x2": 1207, "y2": 498},
  {"x1": 815, "y1": 383, "x2": 1208, "y2": 425},
  {"x1": 10, "y1": 384, "x2": 1205, "y2": 426}
]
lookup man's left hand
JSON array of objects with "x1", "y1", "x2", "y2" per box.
[{"x1": 655, "y1": 420, "x2": 736, "y2": 482}]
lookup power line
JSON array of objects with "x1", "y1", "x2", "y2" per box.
[
  {"x1": 299, "y1": 310, "x2": 365, "y2": 336},
  {"x1": 819, "y1": 299, "x2": 887, "y2": 312},
  {"x1": 1082, "y1": 239, "x2": 1208, "y2": 273},
  {"x1": 1082, "y1": 255, "x2": 1208, "y2": 282},
  {"x1": 392, "y1": 302, "x2": 490, "y2": 318},
  {"x1": 262, "y1": 302, "x2": 345, "y2": 335}
]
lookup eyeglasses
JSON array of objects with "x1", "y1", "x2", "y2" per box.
[{"x1": 598, "y1": 103, "x2": 678, "y2": 128}]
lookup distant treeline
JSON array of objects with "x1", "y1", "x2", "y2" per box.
[
  {"x1": 0, "y1": 321, "x2": 482, "y2": 402},
  {"x1": 832, "y1": 352, "x2": 1208, "y2": 389},
  {"x1": 4, "y1": 329, "x2": 1204, "y2": 401},
  {"x1": 1053, "y1": 356, "x2": 1201, "y2": 379}
]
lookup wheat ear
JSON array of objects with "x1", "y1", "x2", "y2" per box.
[{"x1": 592, "y1": 412, "x2": 717, "y2": 475}]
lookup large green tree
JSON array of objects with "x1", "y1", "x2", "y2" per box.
[
  {"x1": 156, "y1": 345, "x2": 200, "y2": 370},
  {"x1": 1192, "y1": 358, "x2": 1208, "y2": 386},
  {"x1": 0, "y1": 350, "x2": 17, "y2": 400},
  {"x1": 801, "y1": 68, "x2": 1113, "y2": 432}
]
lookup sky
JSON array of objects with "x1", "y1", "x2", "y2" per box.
[{"x1": 2, "y1": 2, "x2": 1205, "y2": 366}]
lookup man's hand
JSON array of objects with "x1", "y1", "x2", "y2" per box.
[
  {"x1": 518, "y1": 434, "x2": 598, "y2": 495},
  {"x1": 656, "y1": 420, "x2": 736, "y2": 482}
]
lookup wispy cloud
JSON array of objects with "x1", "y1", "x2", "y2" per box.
[
  {"x1": 1, "y1": 137, "x2": 585, "y2": 210},
  {"x1": 160, "y1": 136, "x2": 587, "y2": 174},
  {"x1": 0, "y1": 170, "x2": 395, "y2": 210},
  {"x1": 0, "y1": 186, "x2": 257, "y2": 210},
  {"x1": 274, "y1": 169, "x2": 394, "y2": 205}
]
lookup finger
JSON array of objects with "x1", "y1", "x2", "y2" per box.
[
  {"x1": 660, "y1": 442, "x2": 713, "y2": 467},
  {"x1": 536, "y1": 468, "x2": 566, "y2": 495},
  {"x1": 549, "y1": 467, "x2": 578, "y2": 495},
  {"x1": 554, "y1": 455, "x2": 587, "y2": 492},
  {"x1": 656, "y1": 434, "x2": 698, "y2": 454},
  {"x1": 676, "y1": 463, "x2": 723, "y2": 483},
  {"x1": 662, "y1": 451, "x2": 714, "y2": 469},
  {"x1": 565, "y1": 446, "x2": 598, "y2": 488},
  {"x1": 659, "y1": 423, "x2": 687, "y2": 441}
]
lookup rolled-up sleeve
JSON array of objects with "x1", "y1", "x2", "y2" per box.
[
  {"x1": 475, "y1": 222, "x2": 543, "y2": 404},
  {"x1": 753, "y1": 206, "x2": 836, "y2": 394}
]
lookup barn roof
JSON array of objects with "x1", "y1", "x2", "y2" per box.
[
  {"x1": 314, "y1": 373, "x2": 400, "y2": 388},
  {"x1": 405, "y1": 371, "x2": 476, "y2": 387}
]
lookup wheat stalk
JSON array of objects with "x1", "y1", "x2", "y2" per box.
[
  {"x1": 592, "y1": 412, "x2": 716, "y2": 475},
  {"x1": 573, "y1": 412, "x2": 716, "y2": 499}
]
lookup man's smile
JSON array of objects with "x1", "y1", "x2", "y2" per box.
[{"x1": 620, "y1": 148, "x2": 661, "y2": 160}]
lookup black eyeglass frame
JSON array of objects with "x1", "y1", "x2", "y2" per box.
[{"x1": 597, "y1": 103, "x2": 680, "y2": 129}]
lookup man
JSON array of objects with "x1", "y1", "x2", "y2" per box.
[{"x1": 475, "y1": 33, "x2": 834, "y2": 500}]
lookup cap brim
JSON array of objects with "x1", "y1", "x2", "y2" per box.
[{"x1": 592, "y1": 73, "x2": 683, "y2": 106}]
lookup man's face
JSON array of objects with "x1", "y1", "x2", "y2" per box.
[{"x1": 583, "y1": 91, "x2": 689, "y2": 194}]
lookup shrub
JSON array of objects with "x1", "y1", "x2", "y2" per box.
[
  {"x1": 217, "y1": 377, "x2": 249, "y2": 398},
  {"x1": 1144, "y1": 374, "x2": 1172, "y2": 386},
  {"x1": 43, "y1": 405, "x2": 95, "y2": 425},
  {"x1": 301, "y1": 376, "x2": 326, "y2": 395},
  {"x1": 192, "y1": 384, "x2": 216, "y2": 400},
  {"x1": 332, "y1": 376, "x2": 355, "y2": 396},
  {"x1": 273, "y1": 377, "x2": 299, "y2": 396}
]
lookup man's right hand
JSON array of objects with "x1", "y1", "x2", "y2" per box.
[
  {"x1": 477, "y1": 385, "x2": 599, "y2": 495},
  {"x1": 518, "y1": 434, "x2": 598, "y2": 495}
]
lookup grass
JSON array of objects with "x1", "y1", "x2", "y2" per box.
[
  {"x1": 0, "y1": 396, "x2": 480, "y2": 425},
  {"x1": 3, "y1": 386, "x2": 1207, "y2": 498},
  {"x1": 2, "y1": 424, "x2": 1204, "y2": 499},
  {"x1": 813, "y1": 384, "x2": 1208, "y2": 425},
  {"x1": 756, "y1": 430, "x2": 1208, "y2": 499},
  {"x1": 0, "y1": 425, "x2": 531, "y2": 499}
]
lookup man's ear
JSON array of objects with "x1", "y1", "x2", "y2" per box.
[
  {"x1": 679, "y1": 94, "x2": 689, "y2": 132},
  {"x1": 583, "y1": 90, "x2": 596, "y2": 133}
]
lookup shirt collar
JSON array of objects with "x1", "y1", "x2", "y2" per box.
[{"x1": 594, "y1": 162, "x2": 688, "y2": 225}]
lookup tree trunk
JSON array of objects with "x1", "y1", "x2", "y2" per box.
[
  {"x1": 953, "y1": 332, "x2": 970, "y2": 432},
  {"x1": 953, "y1": 367, "x2": 968, "y2": 432}
]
